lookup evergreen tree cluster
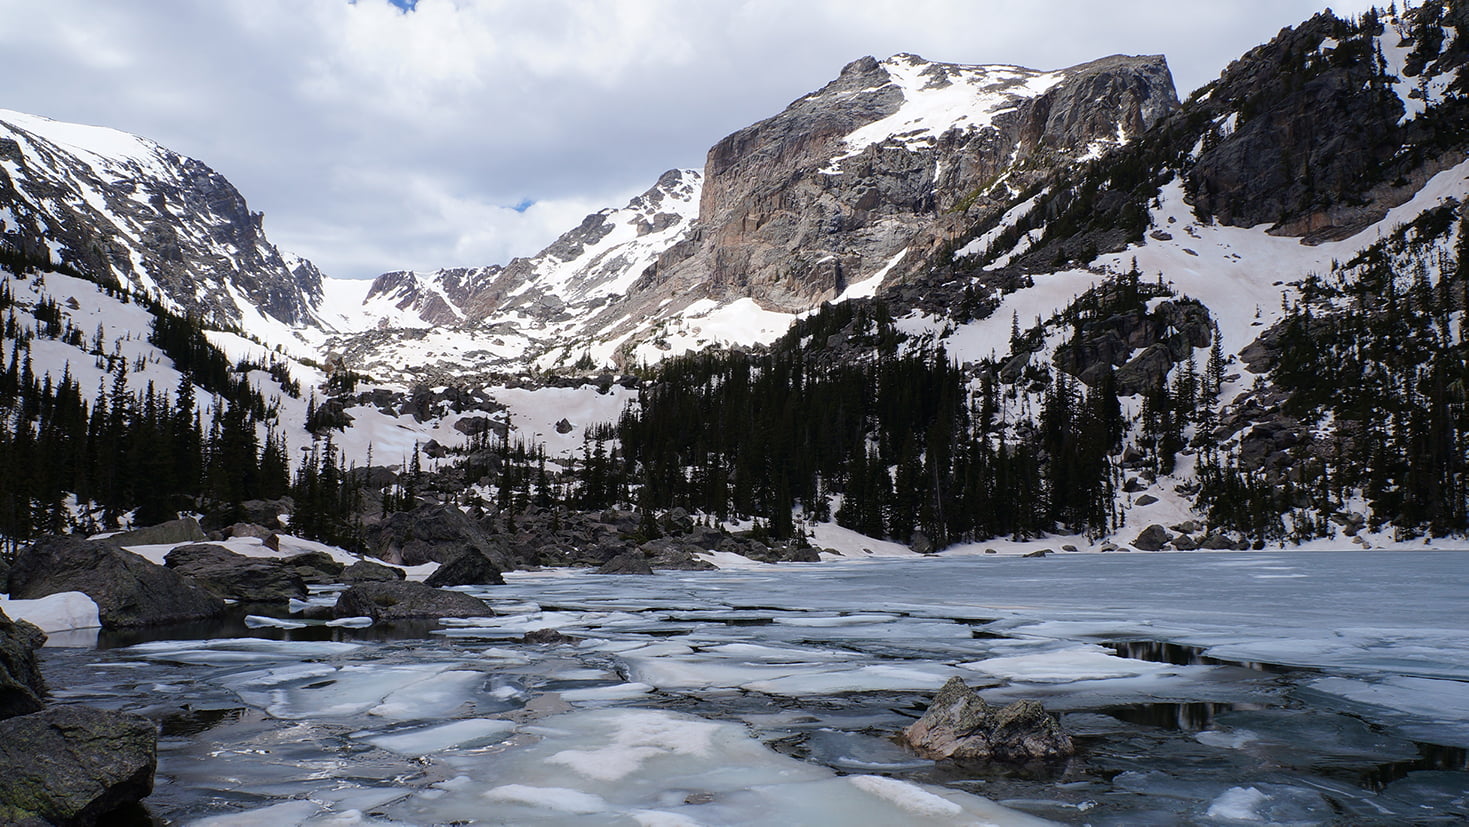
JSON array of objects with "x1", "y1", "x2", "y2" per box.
[
  {"x1": 599, "y1": 300, "x2": 1126, "y2": 547},
  {"x1": 1198, "y1": 203, "x2": 1469, "y2": 541},
  {"x1": 0, "y1": 270, "x2": 291, "y2": 556}
]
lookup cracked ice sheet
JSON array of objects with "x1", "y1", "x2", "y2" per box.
[
  {"x1": 389, "y1": 708, "x2": 1053, "y2": 826},
  {"x1": 1299, "y1": 675, "x2": 1469, "y2": 747}
]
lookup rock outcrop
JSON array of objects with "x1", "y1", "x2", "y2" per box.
[
  {"x1": 0, "y1": 109, "x2": 323, "y2": 328},
  {"x1": 364, "y1": 503, "x2": 512, "y2": 567},
  {"x1": 902, "y1": 677, "x2": 1074, "y2": 763},
  {"x1": 595, "y1": 553, "x2": 655, "y2": 575},
  {"x1": 423, "y1": 549, "x2": 506, "y2": 587},
  {"x1": 163, "y1": 543, "x2": 307, "y2": 604},
  {"x1": 0, "y1": 609, "x2": 46, "y2": 721},
  {"x1": 8, "y1": 536, "x2": 225, "y2": 628},
  {"x1": 340, "y1": 559, "x2": 406, "y2": 583},
  {"x1": 0, "y1": 705, "x2": 157, "y2": 826}
]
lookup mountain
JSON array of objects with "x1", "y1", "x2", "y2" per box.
[
  {"x1": 0, "y1": 109, "x2": 323, "y2": 329},
  {"x1": 3, "y1": 1, "x2": 1469, "y2": 556},
  {"x1": 324, "y1": 51, "x2": 1178, "y2": 379}
]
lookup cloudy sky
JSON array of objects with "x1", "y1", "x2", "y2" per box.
[{"x1": 0, "y1": 0, "x2": 1376, "y2": 279}]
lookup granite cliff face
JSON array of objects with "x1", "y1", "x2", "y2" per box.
[
  {"x1": 0, "y1": 109, "x2": 323, "y2": 327},
  {"x1": 329, "y1": 52, "x2": 1179, "y2": 376},
  {"x1": 645, "y1": 53, "x2": 1177, "y2": 312}
]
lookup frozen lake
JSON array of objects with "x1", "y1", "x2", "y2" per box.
[{"x1": 42, "y1": 551, "x2": 1469, "y2": 824}]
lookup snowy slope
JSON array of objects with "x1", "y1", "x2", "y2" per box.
[{"x1": 0, "y1": 109, "x2": 325, "y2": 328}]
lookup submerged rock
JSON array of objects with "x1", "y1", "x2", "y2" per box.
[
  {"x1": 8, "y1": 536, "x2": 224, "y2": 628},
  {"x1": 902, "y1": 677, "x2": 1074, "y2": 763},
  {"x1": 0, "y1": 608, "x2": 46, "y2": 721},
  {"x1": 0, "y1": 705, "x2": 157, "y2": 825},
  {"x1": 332, "y1": 581, "x2": 488, "y2": 621}
]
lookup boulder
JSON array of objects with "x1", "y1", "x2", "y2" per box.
[
  {"x1": 340, "y1": 560, "x2": 405, "y2": 583},
  {"x1": 238, "y1": 499, "x2": 292, "y2": 529},
  {"x1": 1200, "y1": 532, "x2": 1238, "y2": 550},
  {"x1": 1131, "y1": 524, "x2": 1173, "y2": 551},
  {"x1": 9, "y1": 536, "x2": 225, "y2": 628},
  {"x1": 910, "y1": 532, "x2": 935, "y2": 555},
  {"x1": 109, "y1": 517, "x2": 206, "y2": 547},
  {"x1": 1134, "y1": 493, "x2": 1159, "y2": 506},
  {"x1": 901, "y1": 677, "x2": 1073, "y2": 764},
  {"x1": 332, "y1": 581, "x2": 488, "y2": 621},
  {"x1": 424, "y1": 550, "x2": 506, "y2": 587},
  {"x1": 364, "y1": 504, "x2": 512, "y2": 567},
  {"x1": 595, "y1": 553, "x2": 654, "y2": 575},
  {"x1": 1023, "y1": 549, "x2": 1051, "y2": 558},
  {"x1": 225, "y1": 523, "x2": 274, "y2": 540},
  {"x1": 0, "y1": 705, "x2": 157, "y2": 826},
  {"x1": 164, "y1": 544, "x2": 307, "y2": 604},
  {"x1": 0, "y1": 609, "x2": 46, "y2": 721},
  {"x1": 284, "y1": 551, "x2": 345, "y2": 584}
]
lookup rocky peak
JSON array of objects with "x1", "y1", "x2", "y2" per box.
[
  {"x1": 636, "y1": 52, "x2": 1178, "y2": 317},
  {"x1": 0, "y1": 109, "x2": 323, "y2": 327}
]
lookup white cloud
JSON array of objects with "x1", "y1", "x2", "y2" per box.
[{"x1": 0, "y1": 0, "x2": 1381, "y2": 278}]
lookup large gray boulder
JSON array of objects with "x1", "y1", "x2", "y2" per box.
[
  {"x1": 1131, "y1": 524, "x2": 1173, "y2": 551},
  {"x1": 901, "y1": 677, "x2": 1073, "y2": 763},
  {"x1": 0, "y1": 705, "x2": 157, "y2": 825},
  {"x1": 8, "y1": 536, "x2": 225, "y2": 628},
  {"x1": 332, "y1": 581, "x2": 488, "y2": 621},
  {"x1": 364, "y1": 504, "x2": 512, "y2": 567},
  {"x1": 424, "y1": 550, "x2": 506, "y2": 587},
  {"x1": 340, "y1": 559, "x2": 406, "y2": 583},
  {"x1": 109, "y1": 517, "x2": 206, "y2": 547},
  {"x1": 164, "y1": 544, "x2": 307, "y2": 604},
  {"x1": 283, "y1": 551, "x2": 346, "y2": 584},
  {"x1": 0, "y1": 608, "x2": 46, "y2": 721}
]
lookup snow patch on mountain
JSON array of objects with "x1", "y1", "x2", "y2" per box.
[{"x1": 827, "y1": 54, "x2": 1065, "y2": 172}]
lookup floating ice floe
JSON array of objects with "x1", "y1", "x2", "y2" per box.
[{"x1": 360, "y1": 718, "x2": 517, "y2": 755}]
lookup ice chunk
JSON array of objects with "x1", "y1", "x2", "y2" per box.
[
  {"x1": 326, "y1": 616, "x2": 373, "y2": 628},
  {"x1": 805, "y1": 729, "x2": 934, "y2": 772},
  {"x1": 482, "y1": 784, "x2": 609, "y2": 814},
  {"x1": 962, "y1": 646, "x2": 1181, "y2": 683},
  {"x1": 847, "y1": 775, "x2": 962, "y2": 818},
  {"x1": 363, "y1": 718, "x2": 516, "y2": 755},
  {"x1": 557, "y1": 682, "x2": 655, "y2": 702},
  {"x1": 1206, "y1": 786, "x2": 1268, "y2": 820},
  {"x1": 190, "y1": 800, "x2": 323, "y2": 826},
  {"x1": 244, "y1": 615, "x2": 308, "y2": 629}
]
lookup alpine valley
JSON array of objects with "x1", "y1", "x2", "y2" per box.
[{"x1": 2, "y1": 2, "x2": 1469, "y2": 825}]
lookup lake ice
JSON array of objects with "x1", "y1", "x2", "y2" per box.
[{"x1": 38, "y1": 551, "x2": 1469, "y2": 824}]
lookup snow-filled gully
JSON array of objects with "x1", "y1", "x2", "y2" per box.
[{"x1": 39, "y1": 551, "x2": 1469, "y2": 824}]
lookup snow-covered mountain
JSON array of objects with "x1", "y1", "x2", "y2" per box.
[
  {"x1": 0, "y1": 109, "x2": 324, "y2": 329},
  {"x1": 317, "y1": 51, "x2": 1177, "y2": 379}
]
